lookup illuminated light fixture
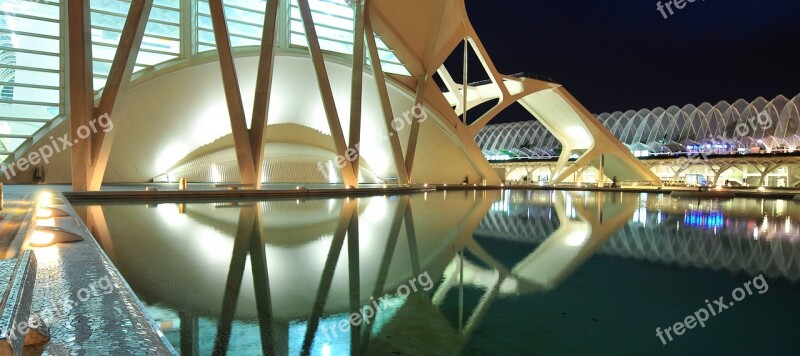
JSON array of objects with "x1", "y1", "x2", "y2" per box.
[
  {"x1": 382, "y1": 185, "x2": 388, "y2": 189},
  {"x1": 36, "y1": 218, "x2": 55, "y2": 227},
  {"x1": 38, "y1": 191, "x2": 53, "y2": 202},
  {"x1": 30, "y1": 231, "x2": 55, "y2": 247},
  {"x1": 296, "y1": 186, "x2": 307, "y2": 191},
  {"x1": 37, "y1": 191, "x2": 60, "y2": 207},
  {"x1": 36, "y1": 208, "x2": 69, "y2": 219},
  {"x1": 758, "y1": 186, "x2": 766, "y2": 192},
  {"x1": 30, "y1": 226, "x2": 83, "y2": 247},
  {"x1": 423, "y1": 183, "x2": 428, "y2": 188},
  {"x1": 443, "y1": 184, "x2": 447, "y2": 187}
]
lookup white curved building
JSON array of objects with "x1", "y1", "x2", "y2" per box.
[{"x1": 0, "y1": 0, "x2": 659, "y2": 189}]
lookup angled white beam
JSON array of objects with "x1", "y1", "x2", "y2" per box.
[
  {"x1": 404, "y1": 76, "x2": 427, "y2": 180},
  {"x1": 297, "y1": 0, "x2": 357, "y2": 187},
  {"x1": 348, "y1": 0, "x2": 366, "y2": 183},
  {"x1": 364, "y1": 5, "x2": 408, "y2": 185},
  {"x1": 404, "y1": 0, "x2": 446, "y2": 181},
  {"x1": 438, "y1": 66, "x2": 463, "y2": 113},
  {"x1": 66, "y1": 0, "x2": 94, "y2": 191},
  {"x1": 86, "y1": 0, "x2": 154, "y2": 191},
  {"x1": 209, "y1": 0, "x2": 258, "y2": 187},
  {"x1": 462, "y1": 32, "x2": 510, "y2": 131},
  {"x1": 249, "y1": 0, "x2": 281, "y2": 189}
]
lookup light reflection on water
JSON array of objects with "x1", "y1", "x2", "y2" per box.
[{"x1": 75, "y1": 191, "x2": 800, "y2": 355}]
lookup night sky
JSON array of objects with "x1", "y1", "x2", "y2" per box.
[{"x1": 450, "y1": 0, "x2": 800, "y2": 123}]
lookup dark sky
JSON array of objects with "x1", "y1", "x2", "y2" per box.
[{"x1": 449, "y1": 0, "x2": 800, "y2": 123}]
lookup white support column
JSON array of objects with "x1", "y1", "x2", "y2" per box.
[
  {"x1": 461, "y1": 39, "x2": 468, "y2": 125},
  {"x1": 297, "y1": 0, "x2": 358, "y2": 187},
  {"x1": 179, "y1": 0, "x2": 194, "y2": 59},
  {"x1": 404, "y1": 76, "x2": 426, "y2": 181},
  {"x1": 364, "y1": 5, "x2": 408, "y2": 185},
  {"x1": 348, "y1": 0, "x2": 366, "y2": 185},
  {"x1": 66, "y1": 0, "x2": 94, "y2": 191},
  {"x1": 209, "y1": 0, "x2": 258, "y2": 187},
  {"x1": 403, "y1": 0, "x2": 446, "y2": 182},
  {"x1": 249, "y1": 0, "x2": 281, "y2": 189}
]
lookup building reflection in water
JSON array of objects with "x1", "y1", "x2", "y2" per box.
[{"x1": 76, "y1": 190, "x2": 800, "y2": 354}]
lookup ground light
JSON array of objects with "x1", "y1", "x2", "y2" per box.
[
  {"x1": 30, "y1": 191, "x2": 84, "y2": 247},
  {"x1": 30, "y1": 226, "x2": 83, "y2": 247}
]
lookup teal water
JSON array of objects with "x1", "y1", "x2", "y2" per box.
[{"x1": 74, "y1": 191, "x2": 800, "y2": 355}]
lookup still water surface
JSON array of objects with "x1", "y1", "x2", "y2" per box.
[{"x1": 75, "y1": 191, "x2": 800, "y2": 355}]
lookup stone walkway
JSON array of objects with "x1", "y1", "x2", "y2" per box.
[{"x1": 0, "y1": 185, "x2": 175, "y2": 355}]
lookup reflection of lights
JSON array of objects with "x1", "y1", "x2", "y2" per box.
[
  {"x1": 633, "y1": 208, "x2": 648, "y2": 227},
  {"x1": 156, "y1": 204, "x2": 187, "y2": 228},
  {"x1": 684, "y1": 210, "x2": 724, "y2": 229},
  {"x1": 775, "y1": 200, "x2": 786, "y2": 216}
]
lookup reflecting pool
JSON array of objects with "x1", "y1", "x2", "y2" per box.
[{"x1": 73, "y1": 191, "x2": 800, "y2": 355}]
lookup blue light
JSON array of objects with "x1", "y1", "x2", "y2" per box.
[{"x1": 684, "y1": 210, "x2": 725, "y2": 229}]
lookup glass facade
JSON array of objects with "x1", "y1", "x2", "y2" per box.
[
  {"x1": 0, "y1": 0, "x2": 62, "y2": 162},
  {"x1": 0, "y1": 0, "x2": 408, "y2": 161}
]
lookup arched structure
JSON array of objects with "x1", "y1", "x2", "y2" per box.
[
  {"x1": 480, "y1": 94, "x2": 800, "y2": 159},
  {"x1": 480, "y1": 93, "x2": 800, "y2": 186}
]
